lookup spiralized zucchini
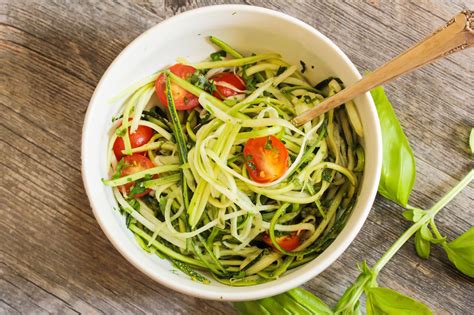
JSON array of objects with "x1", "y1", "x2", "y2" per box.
[{"x1": 103, "y1": 37, "x2": 365, "y2": 285}]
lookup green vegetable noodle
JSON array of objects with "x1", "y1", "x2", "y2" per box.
[{"x1": 103, "y1": 36, "x2": 365, "y2": 285}]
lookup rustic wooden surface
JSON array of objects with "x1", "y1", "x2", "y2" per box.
[{"x1": 1, "y1": 0, "x2": 473, "y2": 314}]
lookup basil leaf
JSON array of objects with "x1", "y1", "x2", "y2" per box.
[
  {"x1": 335, "y1": 264, "x2": 375, "y2": 314},
  {"x1": 366, "y1": 287, "x2": 432, "y2": 315},
  {"x1": 234, "y1": 288, "x2": 333, "y2": 315},
  {"x1": 402, "y1": 208, "x2": 425, "y2": 222},
  {"x1": 353, "y1": 301, "x2": 362, "y2": 315},
  {"x1": 288, "y1": 288, "x2": 333, "y2": 314},
  {"x1": 419, "y1": 223, "x2": 434, "y2": 241},
  {"x1": 371, "y1": 86, "x2": 416, "y2": 207},
  {"x1": 415, "y1": 229, "x2": 431, "y2": 259},
  {"x1": 210, "y1": 50, "x2": 226, "y2": 61},
  {"x1": 442, "y1": 227, "x2": 474, "y2": 277},
  {"x1": 233, "y1": 300, "x2": 270, "y2": 315},
  {"x1": 112, "y1": 158, "x2": 125, "y2": 180}
]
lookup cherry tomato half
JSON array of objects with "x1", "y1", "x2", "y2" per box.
[
  {"x1": 155, "y1": 64, "x2": 199, "y2": 110},
  {"x1": 210, "y1": 72, "x2": 246, "y2": 100},
  {"x1": 113, "y1": 124, "x2": 154, "y2": 160},
  {"x1": 119, "y1": 154, "x2": 155, "y2": 198},
  {"x1": 243, "y1": 135, "x2": 289, "y2": 183},
  {"x1": 263, "y1": 232, "x2": 301, "y2": 252}
]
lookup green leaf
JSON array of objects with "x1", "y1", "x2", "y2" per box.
[
  {"x1": 402, "y1": 208, "x2": 425, "y2": 223},
  {"x1": 276, "y1": 66, "x2": 287, "y2": 76},
  {"x1": 366, "y1": 287, "x2": 432, "y2": 315},
  {"x1": 419, "y1": 224, "x2": 434, "y2": 241},
  {"x1": 287, "y1": 288, "x2": 333, "y2": 315},
  {"x1": 111, "y1": 158, "x2": 125, "y2": 180},
  {"x1": 335, "y1": 266, "x2": 375, "y2": 314},
  {"x1": 233, "y1": 300, "x2": 271, "y2": 315},
  {"x1": 469, "y1": 128, "x2": 474, "y2": 155},
  {"x1": 129, "y1": 180, "x2": 146, "y2": 196},
  {"x1": 415, "y1": 229, "x2": 430, "y2": 259},
  {"x1": 371, "y1": 86, "x2": 416, "y2": 207},
  {"x1": 442, "y1": 227, "x2": 474, "y2": 277},
  {"x1": 234, "y1": 288, "x2": 333, "y2": 315},
  {"x1": 210, "y1": 50, "x2": 226, "y2": 61}
]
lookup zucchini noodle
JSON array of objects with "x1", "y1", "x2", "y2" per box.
[{"x1": 103, "y1": 37, "x2": 365, "y2": 285}]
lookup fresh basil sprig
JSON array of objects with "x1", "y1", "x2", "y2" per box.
[{"x1": 374, "y1": 86, "x2": 473, "y2": 277}]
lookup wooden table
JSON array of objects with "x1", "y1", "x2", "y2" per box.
[{"x1": 2, "y1": 1, "x2": 473, "y2": 314}]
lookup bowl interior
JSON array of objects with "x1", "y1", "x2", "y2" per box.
[{"x1": 82, "y1": 5, "x2": 381, "y2": 301}]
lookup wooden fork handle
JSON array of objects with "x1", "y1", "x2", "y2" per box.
[{"x1": 292, "y1": 10, "x2": 474, "y2": 126}]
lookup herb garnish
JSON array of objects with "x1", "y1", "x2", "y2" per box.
[
  {"x1": 112, "y1": 158, "x2": 125, "y2": 180},
  {"x1": 321, "y1": 169, "x2": 332, "y2": 182},
  {"x1": 299, "y1": 60, "x2": 306, "y2": 73},
  {"x1": 210, "y1": 50, "x2": 227, "y2": 61},
  {"x1": 241, "y1": 65, "x2": 257, "y2": 91},
  {"x1": 276, "y1": 66, "x2": 287, "y2": 76},
  {"x1": 129, "y1": 179, "x2": 147, "y2": 196},
  {"x1": 247, "y1": 160, "x2": 257, "y2": 171},
  {"x1": 264, "y1": 137, "x2": 273, "y2": 150},
  {"x1": 188, "y1": 70, "x2": 217, "y2": 94}
]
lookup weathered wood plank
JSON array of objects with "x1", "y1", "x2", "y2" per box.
[{"x1": 1, "y1": 0, "x2": 472, "y2": 314}]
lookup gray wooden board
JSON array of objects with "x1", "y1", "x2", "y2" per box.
[{"x1": 1, "y1": 0, "x2": 473, "y2": 314}]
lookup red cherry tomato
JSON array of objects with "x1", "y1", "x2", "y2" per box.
[
  {"x1": 113, "y1": 124, "x2": 154, "y2": 160},
  {"x1": 243, "y1": 135, "x2": 289, "y2": 183},
  {"x1": 210, "y1": 72, "x2": 246, "y2": 100},
  {"x1": 263, "y1": 232, "x2": 301, "y2": 252},
  {"x1": 119, "y1": 154, "x2": 155, "y2": 198},
  {"x1": 155, "y1": 64, "x2": 199, "y2": 110}
]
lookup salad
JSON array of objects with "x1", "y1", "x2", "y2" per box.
[{"x1": 102, "y1": 36, "x2": 365, "y2": 285}]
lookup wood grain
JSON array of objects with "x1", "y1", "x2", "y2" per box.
[{"x1": 1, "y1": 0, "x2": 473, "y2": 314}]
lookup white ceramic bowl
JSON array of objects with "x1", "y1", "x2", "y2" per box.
[{"x1": 82, "y1": 5, "x2": 382, "y2": 301}]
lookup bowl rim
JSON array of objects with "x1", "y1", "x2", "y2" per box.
[{"x1": 82, "y1": 4, "x2": 382, "y2": 301}]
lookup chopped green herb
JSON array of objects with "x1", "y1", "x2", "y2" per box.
[
  {"x1": 129, "y1": 180, "x2": 147, "y2": 197},
  {"x1": 247, "y1": 161, "x2": 257, "y2": 171},
  {"x1": 188, "y1": 70, "x2": 217, "y2": 94},
  {"x1": 112, "y1": 158, "x2": 125, "y2": 180},
  {"x1": 210, "y1": 50, "x2": 227, "y2": 61},
  {"x1": 242, "y1": 65, "x2": 257, "y2": 91},
  {"x1": 322, "y1": 169, "x2": 332, "y2": 182},
  {"x1": 206, "y1": 79, "x2": 217, "y2": 94},
  {"x1": 112, "y1": 114, "x2": 123, "y2": 122},
  {"x1": 314, "y1": 77, "x2": 344, "y2": 91},
  {"x1": 264, "y1": 137, "x2": 273, "y2": 150},
  {"x1": 299, "y1": 60, "x2": 306, "y2": 73},
  {"x1": 276, "y1": 66, "x2": 287, "y2": 76}
]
